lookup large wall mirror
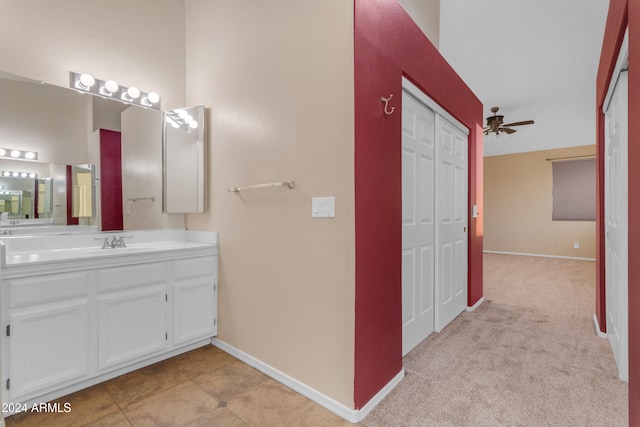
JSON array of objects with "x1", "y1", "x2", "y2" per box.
[{"x1": 0, "y1": 70, "x2": 175, "y2": 230}]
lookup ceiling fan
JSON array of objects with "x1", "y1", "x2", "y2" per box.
[{"x1": 483, "y1": 106, "x2": 534, "y2": 135}]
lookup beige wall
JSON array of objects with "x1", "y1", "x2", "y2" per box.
[
  {"x1": 397, "y1": 0, "x2": 440, "y2": 47},
  {"x1": 185, "y1": 1, "x2": 356, "y2": 408},
  {"x1": 484, "y1": 145, "x2": 596, "y2": 258}
]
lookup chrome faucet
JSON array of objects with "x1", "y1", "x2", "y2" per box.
[
  {"x1": 95, "y1": 235, "x2": 132, "y2": 249},
  {"x1": 111, "y1": 235, "x2": 130, "y2": 248}
]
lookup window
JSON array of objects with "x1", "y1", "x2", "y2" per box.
[{"x1": 552, "y1": 158, "x2": 596, "y2": 221}]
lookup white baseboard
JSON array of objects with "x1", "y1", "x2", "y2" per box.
[
  {"x1": 356, "y1": 368, "x2": 404, "y2": 421},
  {"x1": 483, "y1": 250, "x2": 596, "y2": 262},
  {"x1": 466, "y1": 297, "x2": 485, "y2": 312},
  {"x1": 210, "y1": 338, "x2": 404, "y2": 423},
  {"x1": 593, "y1": 314, "x2": 607, "y2": 338}
]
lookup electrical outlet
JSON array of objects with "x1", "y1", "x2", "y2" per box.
[{"x1": 573, "y1": 241, "x2": 580, "y2": 249}]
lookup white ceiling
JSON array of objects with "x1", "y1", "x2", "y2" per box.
[{"x1": 439, "y1": 1, "x2": 610, "y2": 156}]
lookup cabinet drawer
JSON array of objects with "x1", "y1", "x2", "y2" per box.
[
  {"x1": 98, "y1": 262, "x2": 167, "y2": 293},
  {"x1": 173, "y1": 257, "x2": 215, "y2": 280},
  {"x1": 9, "y1": 272, "x2": 90, "y2": 308}
]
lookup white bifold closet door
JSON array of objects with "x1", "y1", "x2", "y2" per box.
[
  {"x1": 605, "y1": 69, "x2": 628, "y2": 382},
  {"x1": 402, "y1": 81, "x2": 468, "y2": 357}
]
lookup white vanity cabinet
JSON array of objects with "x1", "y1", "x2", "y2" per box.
[
  {"x1": 6, "y1": 272, "x2": 92, "y2": 401},
  {"x1": 97, "y1": 262, "x2": 170, "y2": 371},
  {"x1": 1, "y1": 237, "x2": 218, "y2": 411},
  {"x1": 172, "y1": 256, "x2": 218, "y2": 346}
]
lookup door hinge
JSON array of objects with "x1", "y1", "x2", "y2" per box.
[
  {"x1": 6, "y1": 378, "x2": 9, "y2": 390},
  {"x1": 165, "y1": 294, "x2": 168, "y2": 302},
  {"x1": 165, "y1": 332, "x2": 168, "y2": 341},
  {"x1": 214, "y1": 283, "x2": 217, "y2": 292},
  {"x1": 6, "y1": 325, "x2": 9, "y2": 337},
  {"x1": 214, "y1": 318, "x2": 217, "y2": 326}
]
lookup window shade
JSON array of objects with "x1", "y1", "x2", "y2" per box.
[{"x1": 552, "y1": 158, "x2": 596, "y2": 221}]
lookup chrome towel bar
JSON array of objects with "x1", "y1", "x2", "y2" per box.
[{"x1": 228, "y1": 180, "x2": 295, "y2": 194}]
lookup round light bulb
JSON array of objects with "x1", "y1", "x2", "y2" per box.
[
  {"x1": 177, "y1": 110, "x2": 188, "y2": 119},
  {"x1": 171, "y1": 121, "x2": 179, "y2": 129},
  {"x1": 189, "y1": 121, "x2": 198, "y2": 129},
  {"x1": 127, "y1": 87, "x2": 140, "y2": 99},
  {"x1": 0, "y1": 149, "x2": 6, "y2": 156},
  {"x1": 29, "y1": 173, "x2": 36, "y2": 178},
  {"x1": 20, "y1": 172, "x2": 27, "y2": 178},
  {"x1": 79, "y1": 73, "x2": 95, "y2": 88},
  {"x1": 2, "y1": 172, "x2": 10, "y2": 177},
  {"x1": 165, "y1": 116, "x2": 173, "y2": 124},
  {"x1": 11, "y1": 172, "x2": 19, "y2": 177},
  {"x1": 104, "y1": 80, "x2": 119, "y2": 93},
  {"x1": 10, "y1": 150, "x2": 20, "y2": 158},
  {"x1": 24, "y1": 152, "x2": 36, "y2": 160},
  {"x1": 147, "y1": 92, "x2": 160, "y2": 104}
]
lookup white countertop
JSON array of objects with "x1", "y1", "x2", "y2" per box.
[
  {"x1": 4, "y1": 241, "x2": 214, "y2": 265},
  {"x1": 0, "y1": 229, "x2": 219, "y2": 267}
]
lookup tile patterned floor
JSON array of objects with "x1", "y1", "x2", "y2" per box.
[{"x1": 5, "y1": 345, "x2": 356, "y2": 427}]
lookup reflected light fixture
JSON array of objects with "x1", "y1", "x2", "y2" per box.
[
  {"x1": 165, "y1": 109, "x2": 198, "y2": 131},
  {"x1": 69, "y1": 72, "x2": 161, "y2": 110},
  {"x1": 0, "y1": 148, "x2": 38, "y2": 161},
  {"x1": 2, "y1": 171, "x2": 36, "y2": 179}
]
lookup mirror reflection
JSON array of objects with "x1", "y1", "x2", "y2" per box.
[
  {"x1": 71, "y1": 164, "x2": 95, "y2": 218},
  {"x1": 0, "y1": 176, "x2": 39, "y2": 219},
  {"x1": 163, "y1": 106, "x2": 205, "y2": 213},
  {"x1": 0, "y1": 71, "x2": 170, "y2": 230}
]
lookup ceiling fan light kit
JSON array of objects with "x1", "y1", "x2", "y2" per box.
[{"x1": 483, "y1": 106, "x2": 534, "y2": 136}]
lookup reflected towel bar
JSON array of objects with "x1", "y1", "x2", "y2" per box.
[
  {"x1": 228, "y1": 181, "x2": 295, "y2": 194},
  {"x1": 128, "y1": 197, "x2": 155, "y2": 202}
]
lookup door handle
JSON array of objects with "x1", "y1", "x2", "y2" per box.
[{"x1": 464, "y1": 226, "x2": 467, "y2": 233}]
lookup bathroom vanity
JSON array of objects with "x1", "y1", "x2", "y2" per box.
[{"x1": 0, "y1": 229, "x2": 218, "y2": 413}]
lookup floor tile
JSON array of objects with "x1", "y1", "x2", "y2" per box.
[
  {"x1": 285, "y1": 400, "x2": 359, "y2": 427},
  {"x1": 193, "y1": 360, "x2": 269, "y2": 402},
  {"x1": 6, "y1": 385, "x2": 119, "y2": 427},
  {"x1": 169, "y1": 345, "x2": 236, "y2": 378},
  {"x1": 227, "y1": 379, "x2": 311, "y2": 427},
  {"x1": 122, "y1": 381, "x2": 219, "y2": 427},
  {"x1": 184, "y1": 408, "x2": 250, "y2": 427},
  {"x1": 83, "y1": 409, "x2": 132, "y2": 426},
  {"x1": 104, "y1": 359, "x2": 190, "y2": 407}
]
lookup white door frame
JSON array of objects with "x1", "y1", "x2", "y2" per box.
[{"x1": 401, "y1": 78, "x2": 469, "y2": 354}]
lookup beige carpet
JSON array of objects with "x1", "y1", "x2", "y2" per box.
[{"x1": 364, "y1": 253, "x2": 628, "y2": 426}]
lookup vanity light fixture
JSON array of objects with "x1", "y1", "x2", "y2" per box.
[
  {"x1": 100, "y1": 79, "x2": 120, "y2": 96},
  {"x1": 2, "y1": 171, "x2": 36, "y2": 179},
  {"x1": 0, "y1": 148, "x2": 38, "y2": 161},
  {"x1": 69, "y1": 72, "x2": 161, "y2": 110}
]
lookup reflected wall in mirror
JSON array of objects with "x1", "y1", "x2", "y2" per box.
[
  {"x1": 71, "y1": 164, "x2": 95, "y2": 218},
  {"x1": 163, "y1": 106, "x2": 205, "y2": 213}
]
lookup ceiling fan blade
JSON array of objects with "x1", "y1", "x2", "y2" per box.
[
  {"x1": 502, "y1": 120, "x2": 535, "y2": 127},
  {"x1": 500, "y1": 127, "x2": 517, "y2": 134}
]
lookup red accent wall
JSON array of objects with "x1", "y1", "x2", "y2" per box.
[
  {"x1": 596, "y1": 0, "x2": 639, "y2": 424},
  {"x1": 99, "y1": 129, "x2": 124, "y2": 231},
  {"x1": 66, "y1": 165, "x2": 79, "y2": 225},
  {"x1": 354, "y1": 0, "x2": 484, "y2": 408}
]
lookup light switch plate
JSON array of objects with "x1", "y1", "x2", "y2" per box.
[{"x1": 312, "y1": 197, "x2": 335, "y2": 218}]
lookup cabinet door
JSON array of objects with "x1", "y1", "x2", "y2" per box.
[
  {"x1": 173, "y1": 277, "x2": 215, "y2": 346},
  {"x1": 98, "y1": 284, "x2": 167, "y2": 371},
  {"x1": 10, "y1": 299, "x2": 90, "y2": 401}
]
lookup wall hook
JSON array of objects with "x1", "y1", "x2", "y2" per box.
[{"x1": 381, "y1": 94, "x2": 395, "y2": 115}]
